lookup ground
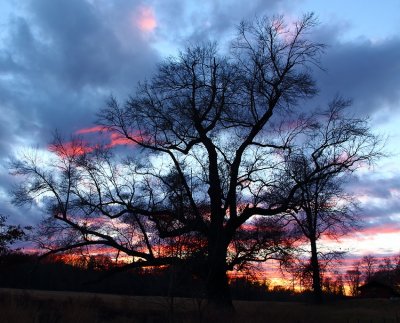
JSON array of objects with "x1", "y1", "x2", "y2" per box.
[{"x1": 0, "y1": 288, "x2": 399, "y2": 323}]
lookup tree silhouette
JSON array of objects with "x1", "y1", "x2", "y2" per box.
[
  {"x1": 346, "y1": 262, "x2": 362, "y2": 296},
  {"x1": 10, "y1": 13, "x2": 381, "y2": 308},
  {"x1": 0, "y1": 215, "x2": 25, "y2": 255},
  {"x1": 280, "y1": 99, "x2": 381, "y2": 303},
  {"x1": 97, "y1": 13, "x2": 326, "y2": 307},
  {"x1": 360, "y1": 254, "x2": 378, "y2": 283}
]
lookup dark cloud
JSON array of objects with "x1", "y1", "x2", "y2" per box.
[
  {"x1": 347, "y1": 175, "x2": 400, "y2": 200},
  {"x1": 312, "y1": 26, "x2": 400, "y2": 117},
  {"x1": 0, "y1": 0, "x2": 287, "y2": 163},
  {"x1": 0, "y1": 0, "x2": 159, "y2": 143},
  {"x1": 28, "y1": 0, "x2": 151, "y2": 88},
  {"x1": 345, "y1": 174, "x2": 400, "y2": 229},
  {"x1": 153, "y1": 0, "x2": 283, "y2": 48}
]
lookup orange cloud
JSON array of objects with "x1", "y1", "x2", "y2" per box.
[{"x1": 136, "y1": 6, "x2": 157, "y2": 33}]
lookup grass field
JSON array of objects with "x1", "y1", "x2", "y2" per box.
[{"x1": 1, "y1": 288, "x2": 399, "y2": 323}]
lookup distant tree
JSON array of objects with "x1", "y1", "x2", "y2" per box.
[
  {"x1": 328, "y1": 275, "x2": 345, "y2": 296},
  {"x1": 0, "y1": 215, "x2": 25, "y2": 255},
  {"x1": 10, "y1": 13, "x2": 381, "y2": 309},
  {"x1": 369, "y1": 255, "x2": 400, "y2": 287},
  {"x1": 378, "y1": 257, "x2": 394, "y2": 272},
  {"x1": 360, "y1": 254, "x2": 378, "y2": 283},
  {"x1": 346, "y1": 262, "x2": 362, "y2": 296},
  {"x1": 284, "y1": 257, "x2": 314, "y2": 291}
]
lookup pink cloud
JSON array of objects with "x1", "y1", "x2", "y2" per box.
[
  {"x1": 319, "y1": 223, "x2": 400, "y2": 243},
  {"x1": 48, "y1": 141, "x2": 94, "y2": 157},
  {"x1": 136, "y1": 6, "x2": 157, "y2": 33},
  {"x1": 75, "y1": 126, "x2": 105, "y2": 135},
  {"x1": 107, "y1": 132, "x2": 139, "y2": 148},
  {"x1": 73, "y1": 125, "x2": 144, "y2": 149},
  {"x1": 357, "y1": 224, "x2": 400, "y2": 236}
]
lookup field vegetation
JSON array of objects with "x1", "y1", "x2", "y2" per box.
[{"x1": 1, "y1": 288, "x2": 399, "y2": 323}]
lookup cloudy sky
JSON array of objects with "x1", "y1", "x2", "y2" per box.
[{"x1": 0, "y1": 0, "x2": 399, "y2": 260}]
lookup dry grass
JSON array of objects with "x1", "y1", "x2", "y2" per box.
[{"x1": 1, "y1": 288, "x2": 399, "y2": 323}]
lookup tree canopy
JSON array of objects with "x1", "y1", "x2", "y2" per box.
[{"x1": 11, "y1": 13, "x2": 382, "y2": 308}]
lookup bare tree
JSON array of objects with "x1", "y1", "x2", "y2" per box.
[
  {"x1": 96, "y1": 13, "x2": 325, "y2": 308},
  {"x1": 322, "y1": 274, "x2": 345, "y2": 296},
  {"x1": 360, "y1": 254, "x2": 378, "y2": 283},
  {"x1": 346, "y1": 262, "x2": 362, "y2": 296},
  {"x1": 280, "y1": 99, "x2": 382, "y2": 303},
  {"x1": 11, "y1": 14, "x2": 380, "y2": 308},
  {"x1": 372, "y1": 255, "x2": 400, "y2": 287}
]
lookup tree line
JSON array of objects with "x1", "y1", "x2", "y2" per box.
[
  {"x1": 1, "y1": 250, "x2": 398, "y2": 301},
  {"x1": 8, "y1": 13, "x2": 383, "y2": 308}
]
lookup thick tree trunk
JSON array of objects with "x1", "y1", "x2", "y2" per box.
[
  {"x1": 203, "y1": 140, "x2": 233, "y2": 310},
  {"x1": 206, "y1": 235, "x2": 233, "y2": 310},
  {"x1": 206, "y1": 262, "x2": 232, "y2": 308},
  {"x1": 310, "y1": 237, "x2": 322, "y2": 304}
]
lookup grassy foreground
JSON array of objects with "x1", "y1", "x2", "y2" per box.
[{"x1": 0, "y1": 288, "x2": 399, "y2": 323}]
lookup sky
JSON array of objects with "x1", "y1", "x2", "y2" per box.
[{"x1": 0, "y1": 0, "x2": 400, "y2": 265}]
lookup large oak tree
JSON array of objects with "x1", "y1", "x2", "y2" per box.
[
  {"x1": 11, "y1": 14, "x2": 381, "y2": 308},
  {"x1": 98, "y1": 14, "x2": 324, "y2": 307}
]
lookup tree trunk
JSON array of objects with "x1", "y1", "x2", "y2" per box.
[
  {"x1": 206, "y1": 236, "x2": 233, "y2": 310},
  {"x1": 206, "y1": 262, "x2": 232, "y2": 308},
  {"x1": 310, "y1": 237, "x2": 322, "y2": 304}
]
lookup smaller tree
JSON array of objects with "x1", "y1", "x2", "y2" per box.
[
  {"x1": 281, "y1": 98, "x2": 382, "y2": 303},
  {"x1": 286, "y1": 176, "x2": 354, "y2": 302}
]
